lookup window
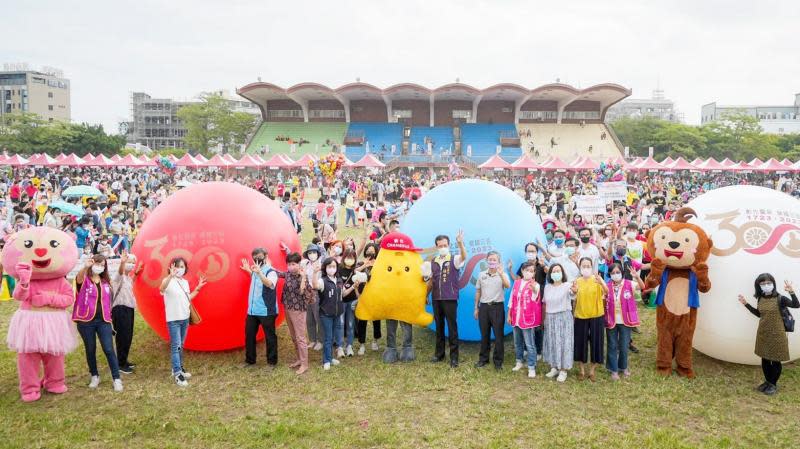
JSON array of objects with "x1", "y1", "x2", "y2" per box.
[
  {"x1": 48, "y1": 105, "x2": 54, "y2": 111},
  {"x1": 563, "y1": 111, "x2": 600, "y2": 120},
  {"x1": 519, "y1": 111, "x2": 557, "y2": 120},
  {"x1": 309, "y1": 109, "x2": 345, "y2": 119},
  {"x1": 501, "y1": 107, "x2": 512, "y2": 113},
  {"x1": 268, "y1": 109, "x2": 304, "y2": 118},
  {"x1": 452, "y1": 110, "x2": 471, "y2": 119},
  {"x1": 48, "y1": 92, "x2": 53, "y2": 98},
  {"x1": 392, "y1": 109, "x2": 412, "y2": 118}
]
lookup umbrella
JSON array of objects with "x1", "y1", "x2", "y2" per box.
[
  {"x1": 49, "y1": 200, "x2": 85, "y2": 217},
  {"x1": 62, "y1": 185, "x2": 102, "y2": 197}
]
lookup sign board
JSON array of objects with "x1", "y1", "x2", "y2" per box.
[
  {"x1": 597, "y1": 181, "x2": 627, "y2": 203},
  {"x1": 574, "y1": 195, "x2": 606, "y2": 215}
]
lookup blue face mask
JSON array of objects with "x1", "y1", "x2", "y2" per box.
[
  {"x1": 565, "y1": 247, "x2": 576, "y2": 256},
  {"x1": 554, "y1": 238, "x2": 565, "y2": 246}
]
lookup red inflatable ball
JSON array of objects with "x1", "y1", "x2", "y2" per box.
[{"x1": 132, "y1": 181, "x2": 300, "y2": 351}]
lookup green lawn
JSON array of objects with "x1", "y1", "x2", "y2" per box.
[{"x1": 0, "y1": 208, "x2": 798, "y2": 449}]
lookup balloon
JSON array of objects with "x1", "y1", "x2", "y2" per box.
[
  {"x1": 688, "y1": 185, "x2": 800, "y2": 364},
  {"x1": 401, "y1": 179, "x2": 547, "y2": 341},
  {"x1": 132, "y1": 182, "x2": 300, "y2": 351}
]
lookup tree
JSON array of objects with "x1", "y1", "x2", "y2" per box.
[
  {"x1": 0, "y1": 113, "x2": 124, "y2": 155},
  {"x1": 652, "y1": 123, "x2": 706, "y2": 159},
  {"x1": 177, "y1": 93, "x2": 256, "y2": 155}
]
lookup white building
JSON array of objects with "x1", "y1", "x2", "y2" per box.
[
  {"x1": 605, "y1": 88, "x2": 682, "y2": 123},
  {"x1": 701, "y1": 93, "x2": 800, "y2": 135}
]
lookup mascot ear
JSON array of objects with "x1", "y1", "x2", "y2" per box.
[{"x1": 706, "y1": 237, "x2": 713, "y2": 252}]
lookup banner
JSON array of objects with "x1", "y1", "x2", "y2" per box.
[
  {"x1": 597, "y1": 181, "x2": 627, "y2": 203},
  {"x1": 574, "y1": 195, "x2": 606, "y2": 215}
]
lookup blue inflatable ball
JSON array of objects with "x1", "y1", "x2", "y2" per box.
[{"x1": 401, "y1": 179, "x2": 546, "y2": 341}]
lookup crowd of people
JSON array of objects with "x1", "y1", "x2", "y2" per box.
[{"x1": 0, "y1": 160, "x2": 798, "y2": 395}]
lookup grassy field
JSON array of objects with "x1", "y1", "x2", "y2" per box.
[{"x1": 0, "y1": 206, "x2": 798, "y2": 449}]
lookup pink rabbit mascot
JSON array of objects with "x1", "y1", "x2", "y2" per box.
[{"x1": 3, "y1": 227, "x2": 79, "y2": 402}]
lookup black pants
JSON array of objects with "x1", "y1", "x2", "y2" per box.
[
  {"x1": 356, "y1": 319, "x2": 381, "y2": 344},
  {"x1": 762, "y1": 358, "x2": 783, "y2": 385},
  {"x1": 245, "y1": 314, "x2": 277, "y2": 365},
  {"x1": 478, "y1": 302, "x2": 505, "y2": 367},
  {"x1": 433, "y1": 300, "x2": 459, "y2": 362},
  {"x1": 111, "y1": 305, "x2": 135, "y2": 368}
]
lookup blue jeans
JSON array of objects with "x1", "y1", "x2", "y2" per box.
[
  {"x1": 167, "y1": 319, "x2": 189, "y2": 375},
  {"x1": 345, "y1": 208, "x2": 356, "y2": 226},
  {"x1": 343, "y1": 302, "x2": 357, "y2": 346},
  {"x1": 77, "y1": 321, "x2": 120, "y2": 379},
  {"x1": 335, "y1": 311, "x2": 345, "y2": 348},
  {"x1": 606, "y1": 325, "x2": 632, "y2": 373},
  {"x1": 111, "y1": 235, "x2": 129, "y2": 253},
  {"x1": 513, "y1": 326, "x2": 537, "y2": 368},
  {"x1": 320, "y1": 314, "x2": 342, "y2": 364}
]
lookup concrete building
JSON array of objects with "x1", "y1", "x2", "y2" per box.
[
  {"x1": 0, "y1": 63, "x2": 70, "y2": 123},
  {"x1": 124, "y1": 90, "x2": 260, "y2": 150},
  {"x1": 605, "y1": 88, "x2": 682, "y2": 123},
  {"x1": 701, "y1": 93, "x2": 800, "y2": 134}
]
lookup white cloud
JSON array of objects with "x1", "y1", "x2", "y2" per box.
[{"x1": 2, "y1": 0, "x2": 798, "y2": 132}]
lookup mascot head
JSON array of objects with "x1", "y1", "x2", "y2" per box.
[
  {"x1": 1, "y1": 227, "x2": 79, "y2": 280},
  {"x1": 646, "y1": 207, "x2": 713, "y2": 269}
]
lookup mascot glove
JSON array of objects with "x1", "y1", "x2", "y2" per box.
[
  {"x1": 420, "y1": 261, "x2": 432, "y2": 279},
  {"x1": 15, "y1": 262, "x2": 32, "y2": 285}
]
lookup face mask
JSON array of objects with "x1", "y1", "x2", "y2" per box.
[
  {"x1": 333, "y1": 247, "x2": 343, "y2": 256},
  {"x1": 365, "y1": 252, "x2": 375, "y2": 259},
  {"x1": 551, "y1": 272, "x2": 563, "y2": 282},
  {"x1": 554, "y1": 238, "x2": 565, "y2": 246},
  {"x1": 525, "y1": 252, "x2": 536, "y2": 261},
  {"x1": 326, "y1": 267, "x2": 338, "y2": 277},
  {"x1": 760, "y1": 283, "x2": 774, "y2": 295},
  {"x1": 437, "y1": 247, "x2": 449, "y2": 257},
  {"x1": 175, "y1": 268, "x2": 185, "y2": 277},
  {"x1": 611, "y1": 273, "x2": 623, "y2": 282},
  {"x1": 581, "y1": 267, "x2": 593, "y2": 278},
  {"x1": 253, "y1": 257, "x2": 265, "y2": 266},
  {"x1": 522, "y1": 271, "x2": 534, "y2": 280},
  {"x1": 545, "y1": 233, "x2": 553, "y2": 243},
  {"x1": 580, "y1": 236, "x2": 591, "y2": 244},
  {"x1": 487, "y1": 261, "x2": 499, "y2": 269},
  {"x1": 308, "y1": 253, "x2": 318, "y2": 262},
  {"x1": 125, "y1": 263, "x2": 135, "y2": 272},
  {"x1": 626, "y1": 231, "x2": 637, "y2": 239},
  {"x1": 565, "y1": 247, "x2": 576, "y2": 256},
  {"x1": 91, "y1": 265, "x2": 105, "y2": 275},
  {"x1": 344, "y1": 258, "x2": 355, "y2": 267},
  {"x1": 615, "y1": 248, "x2": 626, "y2": 257}
]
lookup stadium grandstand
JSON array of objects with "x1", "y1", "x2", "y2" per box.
[{"x1": 236, "y1": 81, "x2": 630, "y2": 169}]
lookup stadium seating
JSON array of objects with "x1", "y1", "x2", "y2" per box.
[
  {"x1": 344, "y1": 122, "x2": 403, "y2": 158},
  {"x1": 246, "y1": 122, "x2": 348, "y2": 155},
  {"x1": 409, "y1": 126, "x2": 454, "y2": 153},
  {"x1": 461, "y1": 123, "x2": 521, "y2": 162},
  {"x1": 516, "y1": 123, "x2": 621, "y2": 161}
]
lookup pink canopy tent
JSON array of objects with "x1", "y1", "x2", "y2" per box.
[
  {"x1": 696, "y1": 158, "x2": 726, "y2": 171},
  {"x1": 110, "y1": 154, "x2": 122, "y2": 162},
  {"x1": 478, "y1": 154, "x2": 512, "y2": 170},
  {"x1": 342, "y1": 156, "x2": 355, "y2": 167},
  {"x1": 82, "y1": 153, "x2": 96, "y2": 164},
  {"x1": 510, "y1": 154, "x2": 540, "y2": 170},
  {"x1": 137, "y1": 156, "x2": 156, "y2": 167},
  {"x1": 749, "y1": 158, "x2": 764, "y2": 167},
  {"x1": 55, "y1": 153, "x2": 68, "y2": 162},
  {"x1": 290, "y1": 154, "x2": 317, "y2": 169},
  {"x1": 690, "y1": 157, "x2": 704, "y2": 167},
  {"x1": 719, "y1": 158, "x2": 737, "y2": 167},
  {"x1": 570, "y1": 157, "x2": 599, "y2": 170},
  {"x1": 263, "y1": 154, "x2": 291, "y2": 168},
  {"x1": 664, "y1": 157, "x2": 698, "y2": 171},
  {"x1": 26, "y1": 153, "x2": 58, "y2": 166},
  {"x1": 4, "y1": 154, "x2": 29, "y2": 166},
  {"x1": 606, "y1": 157, "x2": 629, "y2": 168},
  {"x1": 729, "y1": 161, "x2": 754, "y2": 172},
  {"x1": 222, "y1": 154, "x2": 237, "y2": 164},
  {"x1": 115, "y1": 154, "x2": 141, "y2": 167},
  {"x1": 233, "y1": 154, "x2": 263, "y2": 168},
  {"x1": 89, "y1": 154, "x2": 115, "y2": 167},
  {"x1": 166, "y1": 154, "x2": 179, "y2": 163},
  {"x1": 60, "y1": 154, "x2": 85, "y2": 166},
  {"x1": 754, "y1": 158, "x2": 796, "y2": 173},
  {"x1": 629, "y1": 157, "x2": 643, "y2": 167},
  {"x1": 252, "y1": 154, "x2": 266, "y2": 164},
  {"x1": 352, "y1": 153, "x2": 386, "y2": 168},
  {"x1": 660, "y1": 157, "x2": 675, "y2": 166},
  {"x1": 539, "y1": 156, "x2": 572, "y2": 171},
  {"x1": 203, "y1": 154, "x2": 233, "y2": 167},
  {"x1": 176, "y1": 154, "x2": 203, "y2": 168},
  {"x1": 635, "y1": 157, "x2": 665, "y2": 171},
  {"x1": 194, "y1": 154, "x2": 208, "y2": 163},
  {"x1": 279, "y1": 154, "x2": 295, "y2": 166}
]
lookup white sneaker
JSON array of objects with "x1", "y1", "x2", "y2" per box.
[
  {"x1": 545, "y1": 368, "x2": 559, "y2": 378},
  {"x1": 371, "y1": 341, "x2": 379, "y2": 351},
  {"x1": 528, "y1": 368, "x2": 536, "y2": 378},
  {"x1": 181, "y1": 370, "x2": 192, "y2": 379},
  {"x1": 313, "y1": 342, "x2": 323, "y2": 351},
  {"x1": 358, "y1": 345, "x2": 366, "y2": 356},
  {"x1": 556, "y1": 371, "x2": 568, "y2": 383},
  {"x1": 537, "y1": 355, "x2": 543, "y2": 361},
  {"x1": 512, "y1": 361, "x2": 524, "y2": 372},
  {"x1": 336, "y1": 347, "x2": 345, "y2": 358},
  {"x1": 88, "y1": 375, "x2": 100, "y2": 389},
  {"x1": 113, "y1": 379, "x2": 123, "y2": 392},
  {"x1": 174, "y1": 373, "x2": 188, "y2": 387},
  {"x1": 323, "y1": 363, "x2": 331, "y2": 371},
  {"x1": 331, "y1": 358, "x2": 340, "y2": 366},
  {"x1": 345, "y1": 345, "x2": 354, "y2": 357}
]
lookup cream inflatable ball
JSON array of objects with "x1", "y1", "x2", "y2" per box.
[{"x1": 688, "y1": 185, "x2": 800, "y2": 365}]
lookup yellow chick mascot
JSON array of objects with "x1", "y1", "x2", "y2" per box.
[{"x1": 356, "y1": 232, "x2": 433, "y2": 363}]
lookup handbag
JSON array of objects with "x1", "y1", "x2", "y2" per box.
[
  {"x1": 779, "y1": 299, "x2": 794, "y2": 332},
  {"x1": 177, "y1": 280, "x2": 202, "y2": 326}
]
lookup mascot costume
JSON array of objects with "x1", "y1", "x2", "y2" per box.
[
  {"x1": 3, "y1": 227, "x2": 79, "y2": 401},
  {"x1": 356, "y1": 232, "x2": 433, "y2": 363},
  {"x1": 644, "y1": 207, "x2": 713, "y2": 378}
]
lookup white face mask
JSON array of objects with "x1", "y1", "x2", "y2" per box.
[
  {"x1": 611, "y1": 273, "x2": 623, "y2": 282},
  {"x1": 437, "y1": 247, "x2": 449, "y2": 257},
  {"x1": 344, "y1": 258, "x2": 355, "y2": 267},
  {"x1": 551, "y1": 272, "x2": 563, "y2": 282},
  {"x1": 91, "y1": 265, "x2": 105, "y2": 275},
  {"x1": 626, "y1": 231, "x2": 637, "y2": 239},
  {"x1": 307, "y1": 253, "x2": 318, "y2": 262},
  {"x1": 333, "y1": 247, "x2": 343, "y2": 256},
  {"x1": 326, "y1": 267, "x2": 338, "y2": 277},
  {"x1": 522, "y1": 271, "x2": 534, "y2": 280},
  {"x1": 175, "y1": 268, "x2": 185, "y2": 277},
  {"x1": 581, "y1": 267, "x2": 593, "y2": 278},
  {"x1": 760, "y1": 283, "x2": 774, "y2": 295},
  {"x1": 525, "y1": 252, "x2": 536, "y2": 261},
  {"x1": 124, "y1": 263, "x2": 135, "y2": 272}
]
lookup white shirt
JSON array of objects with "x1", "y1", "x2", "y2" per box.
[
  {"x1": 550, "y1": 254, "x2": 580, "y2": 281},
  {"x1": 577, "y1": 244, "x2": 601, "y2": 271},
  {"x1": 163, "y1": 277, "x2": 191, "y2": 322}
]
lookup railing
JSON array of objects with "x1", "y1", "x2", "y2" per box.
[{"x1": 604, "y1": 123, "x2": 625, "y2": 156}]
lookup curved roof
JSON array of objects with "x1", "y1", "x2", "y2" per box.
[
  {"x1": 481, "y1": 83, "x2": 530, "y2": 101},
  {"x1": 286, "y1": 82, "x2": 339, "y2": 101},
  {"x1": 335, "y1": 82, "x2": 385, "y2": 101},
  {"x1": 432, "y1": 83, "x2": 482, "y2": 101},
  {"x1": 383, "y1": 83, "x2": 431, "y2": 101}
]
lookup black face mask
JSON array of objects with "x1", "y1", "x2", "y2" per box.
[
  {"x1": 580, "y1": 236, "x2": 591, "y2": 244},
  {"x1": 254, "y1": 258, "x2": 265, "y2": 265}
]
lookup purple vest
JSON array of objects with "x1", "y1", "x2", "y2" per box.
[
  {"x1": 431, "y1": 256, "x2": 460, "y2": 301},
  {"x1": 72, "y1": 279, "x2": 113, "y2": 323},
  {"x1": 605, "y1": 279, "x2": 640, "y2": 329}
]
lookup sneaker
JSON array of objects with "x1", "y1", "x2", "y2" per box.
[
  {"x1": 528, "y1": 368, "x2": 536, "y2": 378},
  {"x1": 119, "y1": 365, "x2": 134, "y2": 375},
  {"x1": 174, "y1": 373, "x2": 188, "y2": 387},
  {"x1": 763, "y1": 383, "x2": 778, "y2": 395},
  {"x1": 611, "y1": 372, "x2": 620, "y2": 381},
  {"x1": 345, "y1": 345, "x2": 354, "y2": 357},
  {"x1": 545, "y1": 368, "x2": 559, "y2": 378},
  {"x1": 336, "y1": 347, "x2": 345, "y2": 358},
  {"x1": 127, "y1": 362, "x2": 137, "y2": 368},
  {"x1": 556, "y1": 371, "x2": 568, "y2": 383},
  {"x1": 331, "y1": 358, "x2": 340, "y2": 366},
  {"x1": 623, "y1": 369, "x2": 631, "y2": 378},
  {"x1": 88, "y1": 375, "x2": 100, "y2": 389},
  {"x1": 371, "y1": 341, "x2": 379, "y2": 351},
  {"x1": 537, "y1": 355, "x2": 543, "y2": 362},
  {"x1": 313, "y1": 342, "x2": 323, "y2": 351},
  {"x1": 180, "y1": 369, "x2": 192, "y2": 380},
  {"x1": 113, "y1": 379, "x2": 123, "y2": 392},
  {"x1": 358, "y1": 345, "x2": 366, "y2": 356},
  {"x1": 756, "y1": 382, "x2": 770, "y2": 392},
  {"x1": 512, "y1": 361, "x2": 524, "y2": 372},
  {"x1": 323, "y1": 363, "x2": 331, "y2": 371}
]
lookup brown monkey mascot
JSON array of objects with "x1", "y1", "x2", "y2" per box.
[{"x1": 645, "y1": 207, "x2": 713, "y2": 378}]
